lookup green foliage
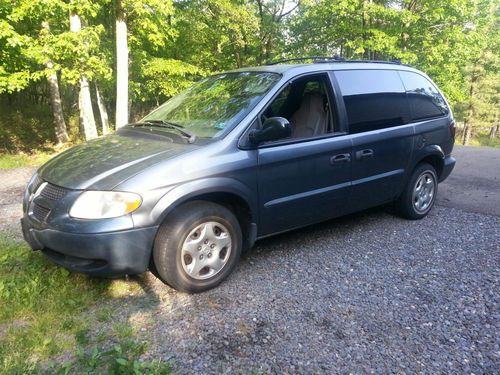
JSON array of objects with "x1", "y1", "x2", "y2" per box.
[
  {"x1": 0, "y1": 99, "x2": 58, "y2": 153},
  {"x1": 285, "y1": 0, "x2": 499, "y2": 140},
  {"x1": 48, "y1": 341, "x2": 172, "y2": 374},
  {"x1": 0, "y1": 0, "x2": 498, "y2": 150},
  {"x1": 137, "y1": 58, "x2": 204, "y2": 102},
  {"x1": 0, "y1": 233, "x2": 171, "y2": 373},
  {"x1": 170, "y1": 0, "x2": 261, "y2": 70},
  {"x1": 0, "y1": 97, "x2": 80, "y2": 154},
  {"x1": 468, "y1": 133, "x2": 500, "y2": 148},
  {"x1": 0, "y1": 235, "x2": 107, "y2": 372}
]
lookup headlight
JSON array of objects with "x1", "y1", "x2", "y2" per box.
[{"x1": 69, "y1": 191, "x2": 142, "y2": 219}]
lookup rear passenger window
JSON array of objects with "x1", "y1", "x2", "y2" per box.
[
  {"x1": 399, "y1": 71, "x2": 449, "y2": 121},
  {"x1": 334, "y1": 70, "x2": 409, "y2": 134}
]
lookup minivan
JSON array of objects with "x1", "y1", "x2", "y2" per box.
[{"x1": 22, "y1": 58, "x2": 456, "y2": 292}]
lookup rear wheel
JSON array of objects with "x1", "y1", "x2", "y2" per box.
[
  {"x1": 152, "y1": 201, "x2": 242, "y2": 292},
  {"x1": 396, "y1": 163, "x2": 438, "y2": 220}
]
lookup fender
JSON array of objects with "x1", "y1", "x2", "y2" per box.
[
  {"x1": 149, "y1": 177, "x2": 258, "y2": 226},
  {"x1": 411, "y1": 144, "x2": 445, "y2": 168},
  {"x1": 403, "y1": 144, "x2": 445, "y2": 184}
]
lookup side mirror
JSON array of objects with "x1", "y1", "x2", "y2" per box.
[{"x1": 249, "y1": 117, "x2": 291, "y2": 144}]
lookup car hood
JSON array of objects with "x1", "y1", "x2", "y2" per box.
[{"x1": 38, "y1": 130, "x2": 195, "y2": 190}]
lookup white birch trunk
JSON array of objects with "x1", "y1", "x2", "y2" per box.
[
  {"x1": 46, "y1": 64, "x2": 69, "y2": 144},
  {"x1": 42, "y1": 21, "x2": 69, "y2": 144},
  {"x1": 95, "y1": 84, "x2": 110, "y2": 135},
  {"x1": 70, "y1": 10, "x2": 98, "y2": 140},
  {"x1": 115, "y1": 0, "x2": 129, "y2": 128},
  {"x1": 79, "y1": 76, "x2": 98, "y2": 139}
]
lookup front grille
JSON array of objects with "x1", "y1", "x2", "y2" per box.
[
  {"x1": 32, "y1": 203, "x2": 50, "y2": 222},
  {"x1": 40, "y1": 183, "x2": 69, "y2": 201},
  {"x1": 31, "y1": 174, "x2": 44, "y2": 193},
  {"x1": 29, "y1": 180, "x2": 71, "y2": 223}
]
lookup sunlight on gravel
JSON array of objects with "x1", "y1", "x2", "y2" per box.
[{"x1": 82, "y1": 206, "x2": 499, "y2": 374}]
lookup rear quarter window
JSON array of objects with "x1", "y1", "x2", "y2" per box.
[
  {"x1": 399, "y1": 71, "x2": 449, "y2": 121},
  {"x1": 334, "y1": 70, "x2": 410, "y2": 134}
]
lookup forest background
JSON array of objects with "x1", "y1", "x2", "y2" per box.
[{"x1": 0, "y1": 0, "x2": 498, "y2": 167}]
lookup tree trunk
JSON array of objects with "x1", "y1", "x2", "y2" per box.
[
  {"x1": 115, "y1": 0, "x2": 129, "y2": 128},
  {"x1": 70, "y1": 10, "x2": 98, "y2": 140},
  {"x1": 79, "y1": 77, "x2": 98, "y2": 140},
  {"x1": 46, "y1": 66, "x2": 69, "y2": 144},
  {"x1": 462, "y1": 68, "x2": 478, "y2": 146},
  {"x1": 41, "y1": 21, "x2": 69, "y2": 145},
  {"x1": 462, "y1": 124, "x2": 472, "y2": 145},
  {"x1": 462, "y1": 106, "x2": 474, "y2": 145},
  {"x1": 95, "y1": 84, "x2": 110, "y2": 135},
  {"x1": 490, "y1": 105, "x2": 498, "y2": 139},
  {"x1": 490, "y1": 125, "x2": 499, "y2": 139}
]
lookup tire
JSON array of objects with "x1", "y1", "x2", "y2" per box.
[
  {"x1": 395, "y1": 163, "x2": 438, "y2": 220},
  {"x1": 152, "y1": 201, "x2": 242, "y2": 293}
]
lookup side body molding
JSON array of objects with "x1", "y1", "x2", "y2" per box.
[{"x1": 149, "y1": 177, "x2": 258, "y2": 225}]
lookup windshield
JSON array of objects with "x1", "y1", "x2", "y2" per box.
[{"x1": 141, "y1": 71, "x2": 281, "y2": 138}]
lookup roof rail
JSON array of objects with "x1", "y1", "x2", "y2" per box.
[
  {"x1": 266, "y1": 56, "x2": 405, "y2": 66},
  {"x1": 345, "y1": 59, "x2": 403, "y2": 65},
  {"x1": 267, "y1": 56, "x2": 345, "y2": 65}
]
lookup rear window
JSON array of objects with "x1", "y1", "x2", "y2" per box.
[
  {"x1": 399, "y1": 71, "x2": 449, "y2": 121},
  {"x1": 334, "y1": 70, "x2": 409, "y2": 134}
]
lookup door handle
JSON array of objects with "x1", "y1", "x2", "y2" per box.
[
  {"x1": 355, "y1": 149, "x2": 374, "y2": 160},
  {"x1": 330, "y1": 153, "x2": 351, "y2": 165}
]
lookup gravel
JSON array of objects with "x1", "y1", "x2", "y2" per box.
[
  {"x1": 102, "y1": 205, "x2": 499, "y2": 374},
  {"x1": 2, "y1": 165, "x2": 499, "y2": 374},
  {"x1": 0, "y1": 167, "x2": 35, "y2": 233}
]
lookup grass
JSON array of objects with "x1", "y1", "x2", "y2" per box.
[
  {"x1": 0, "y1": 151, "x2": 59, "y2": 169},
  {"x1": 0, "y1": 141, "x2": 79, "y2": 169},
  {"x1": 0, "y1": 234, "x2": 172, "y2": 374},
  {"x1": 467, "y1": 134, "x2": 500, "y2": 148},
  {"x1": 45, "y1": 340, "x2": 171, "y2": 374}
]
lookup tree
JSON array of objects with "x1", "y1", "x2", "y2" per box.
[
  {"x1": 115, "y1": 0, "x2": 128, "y2": 128},
  {"x1": 69, "y1": 8, "x2": 98, "y2": 140},
  {"x1": 42, "y1": 21, "x2": 69, "y2": 144},
  {"x1": 169, "y1": 0, "x2": 260, "y2": 71},
  {"x1": 1, "y1": 0, "x2": 70, "y2": 144},
  {"x1": 254, "y1": 0, "x2": 300, "y2": 62},
  {"x1": 0, "y1": 0, "x2": 499, "y2": 150},
  {"x1": 95, "y1": 84, "x2": 110, "y2": 135}
]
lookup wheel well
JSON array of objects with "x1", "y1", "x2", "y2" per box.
[
  {"x1": 418, "y1": 154, "x2": 444, "y2": 179},
  {"x1": 183, "y1": 192, "x2": 254, "y2": 250}
]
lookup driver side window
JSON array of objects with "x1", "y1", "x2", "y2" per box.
[{"x1": 261, "y1": 73, "x2": 337, "y2": 141}]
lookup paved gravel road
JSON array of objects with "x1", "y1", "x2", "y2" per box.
[
  {"x1": 437, "y1": 145, "x2": 500, "y2": 216},
  {"x1": 1, "y1": 146, "x2": 499, "y2": 374},
  {"x1": 113, "y1": 205, "x2": 498, "y2": 374},
  {"x1": 0, "y1": 167, "x2": 35, "y2": 230}
]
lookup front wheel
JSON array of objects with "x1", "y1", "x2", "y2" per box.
[
  {"x1": 152, "y1": 201, "x2": 242, "y2": 293},
  {"x1": 395, "y1": 163, "x2": 438, "y2": 220}
]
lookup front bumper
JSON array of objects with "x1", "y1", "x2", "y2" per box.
[
  {"x1": 21, "y1": 217, "x2": 158, "y2": 276},
  {"x1": 439, "y1": 155, "x2": 456, "y2": 182}
]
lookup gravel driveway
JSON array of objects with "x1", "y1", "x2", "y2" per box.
[{"x1": 1, "y1": 146, "x2": 499, "y2": 374}]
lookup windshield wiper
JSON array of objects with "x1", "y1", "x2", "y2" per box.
[{"x1": 133, "y1": 120, "x2": 197, "y2": 144}]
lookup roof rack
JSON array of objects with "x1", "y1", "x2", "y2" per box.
[
  {"x1": 267, "y1": 56, "x2": 345, "y2": 65},
  {"x1": 267, "y1": 56, "x2": 404, "y2": 66}
]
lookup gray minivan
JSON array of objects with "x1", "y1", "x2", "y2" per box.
[{"x1": 22, "y1": 59, "x2": 456, "y2": 292}]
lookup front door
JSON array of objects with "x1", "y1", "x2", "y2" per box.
[
  {"x1": 255, "y1": 72, "x2": 352, "y2": 236},
  {"x1": 257, "y1": 136, "x2": 352, "y2": 236}
]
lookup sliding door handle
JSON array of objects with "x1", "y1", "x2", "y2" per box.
[
  {"x1": 355, "y1": 149, "x2": 374, "y2": 160},
  {"x1": 330, "y1": 153, "x2": 351, "y2": 165}
]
